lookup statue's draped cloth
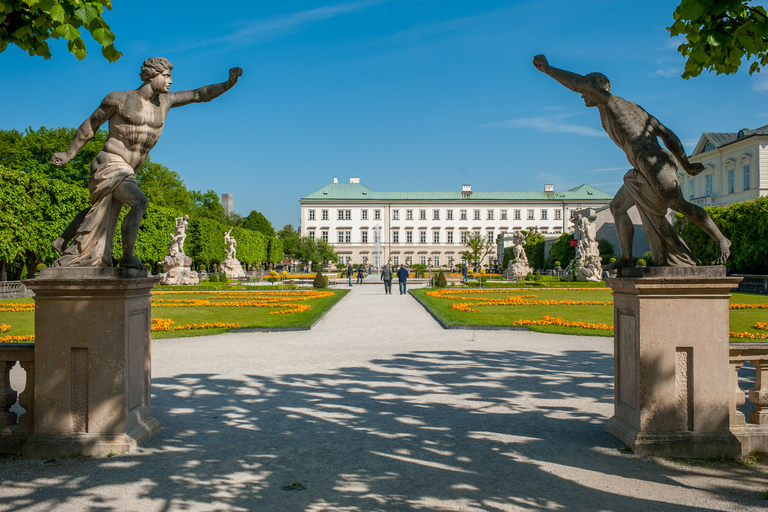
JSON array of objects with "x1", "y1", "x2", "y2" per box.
[
  {"x1": 622, "y1": 168, "x2": 699, "y2": 267},
  {"x1": 54, "y1": 154, "x2": 135, "y2": 267}
]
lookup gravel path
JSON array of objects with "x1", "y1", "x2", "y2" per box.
[{"x1": 1, "y1": 281, "x2": 766, "y2": 511}]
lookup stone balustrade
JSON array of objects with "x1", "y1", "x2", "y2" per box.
[
  {"x1": 0, "y1": 282, "x2": 33, "y2": 299},
  {"x1": 729, "y1": 342, "x2": 768, "y2": 454},
  {"x1": 0, "y1": 343, "x2": 35, "y2": 453},
  {"x1": 732, "y1": 275, "x2": 768, "y2": 295}
]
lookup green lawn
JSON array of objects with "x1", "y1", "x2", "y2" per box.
[
  {"x1": 411, "y1": 288, "x2": 768, "y2": 340},
  {"x1": 0, "y1": 289, "x2": 349, "y2": 340}
]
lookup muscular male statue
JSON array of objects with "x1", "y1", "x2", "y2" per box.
[
  {"x1": 533, "y1": 55, "x2": 730, "y2": 268},
  {"x1": 51, "y1": 57, "x2": 242, "y2": 269}
]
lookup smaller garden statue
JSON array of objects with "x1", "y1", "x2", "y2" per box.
[
  {"x1": 563, "y1": 215, "x2": 602, "y2": 282},
  {"x1": 159, "y1": 214, "x2": 198, "y2": 285},
  {"x1": 219, "y1": 229, "x2": 245, "y2": 279},
  {"x1": 505, "y1": 230, "x2": 532, "y2": 281}
]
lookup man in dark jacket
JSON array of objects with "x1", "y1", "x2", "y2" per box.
[
  {"x1": 396, "y1": 264, "x2": 409, "y2": 295},
  {"x1": 347, "y1": 263, "x2": 353, "y2": 286},
  {"x1": 381, "y1": 264, "x2": 393, "y2": 294}
]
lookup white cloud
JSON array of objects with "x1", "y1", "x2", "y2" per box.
[
  {"x1": 752, "y1": 72, "x2": 768, "y2": 92},
  {"x1": 534, "y1": 172, "x2": 577, "y2": 191},
  {"x1": 488, "y1": 114, "x2": 607, "y2": 138},
  {"x1": 587, "y1": 167, "x2": 625, "y2": 173}
]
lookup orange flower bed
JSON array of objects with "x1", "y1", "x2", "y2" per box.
[
  {"x1": 0, "y1": 324, "x2": 34, "y2": 343},
  {"x1": 152, "y1": 290, "x2": 334, "y2": 315},
  {"x1": 512, "y1": 315, "x2": 613, "y2": 331},
  {"x1": 729, "y1": 331, "x2": 768, "y2": 340},
  {"x1": 151, "y1": 318, "x2": 240, "y2": 332},
  {"x1": 0, "y1": 303, "x2": 35, "y2": 313},
  {"x1": 754, "y1": 322, "x2": 768, "y2": 331},
  {"x1": 729, "y1": 303, "x2": 768, "y2": 309},
  {"x1": 425, "y1": 289, "x2": 612, "y2": 313},
  {"x1": 0, "y1": 325, "x2": 11, "y2": 333}
]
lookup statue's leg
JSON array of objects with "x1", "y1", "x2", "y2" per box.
[
  {"x1": 113, "y1": 180, "x2": 149, "y2": 269},
  {"x1": 604, "y1": 184, "x2": 635, "y2": 270},
  {"x1": 661, "y1": 178, "x2": 731, "y2": 264},
  {"x1": 52, "y1": 207, "x2": 90, "y2": 255}
]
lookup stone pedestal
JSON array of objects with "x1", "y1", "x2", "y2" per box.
[
  {"x1": 219, "y1": 258, "x2": 245, "y2": 279},
  {"x1": 21, "y1": 267, "x2": 161, "y2": 458},
  {"x1": 604, "y1": 266, "x2": 742, "y2": 458},
  {"x1": 159, "y1": 253, "x2": 199, "y2": 285}
]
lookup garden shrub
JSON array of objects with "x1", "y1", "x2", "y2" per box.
[
  {"x1": 435, "y1": 271, "x2": 447, "y2": 288},
  {"x1": 208, "y1": 273, "x2": 219, "y2": 283},
  {"x1": 313, "y1": 271, "x2": 327, "y2": 288},
  {"x1": 637, "y1": 259, "x2": 647, "y2": 267}
]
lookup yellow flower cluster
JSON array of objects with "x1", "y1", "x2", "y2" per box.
[
  {"x1": 0, "y1": 303, "x2": 35, "y2": 313},
  {"x1": 729, "y1": 331, "x2": 768, "y2": 340},
  {"x1": 151, "y1": 318, "x2": 240, "y2": 332},
  {"x1": 729, "y1": 303, "x2": 768, "y2": 309},
  {"x1": 152, "y1": 290, "x2": 334, "y2": 315},
  {"x1": 512, "y1": 315, "x2": 613, "y2": 331},
  {"x1": 754, "y1": 322, "x2": 768, "y2": 330},
  {"x1": 0, "y1": 324, "x2": 34, "y2": 343}
]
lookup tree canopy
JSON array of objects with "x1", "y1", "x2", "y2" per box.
[
  {"x1": 670, "y1": 0, "x2": 768, "y2": 78},
  {"x1": 136, "y1": 159, "x2": 193, "y2": 213},
  {"x1": 242, "y1": 210, "x2": 276, "y2": 237},
  {"x1": 461, "y1": 232, "x2": 494, "y2": 271},
  {"x1": 1, "y1": 0, "x2": 121, "y2": 61}
]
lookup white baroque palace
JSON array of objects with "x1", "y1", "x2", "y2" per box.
[
  {"x1": 677, "y1": 124, "x2": 768, "y2": 207},
  {"x1": 299, "y1": 178, "x2": 613, "y2": 268}
]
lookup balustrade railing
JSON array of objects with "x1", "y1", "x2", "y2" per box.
[
  {"x1": 729, "y1": 342, "x2": 768, "y2": 454},
  {"x1": 0, "y1": 282, "x2": 33, "y2": 299},
  {"x1": 732, "y1": 275, "x2": 768, "y2": 294},
  {"x1": 0, "y1": 343, "x2": 35, "y2": 453}
]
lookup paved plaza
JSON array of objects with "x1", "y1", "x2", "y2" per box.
[{"x1": 1, "y1": 281, "x2": 767, "y2": 511}]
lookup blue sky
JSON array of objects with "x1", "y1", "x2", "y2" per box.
[{"x1": 2, "y1": 0, "x2": 767, "y2": 230}]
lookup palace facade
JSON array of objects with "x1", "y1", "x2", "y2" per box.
[
  {"x1": 299, "y1": 178, "x2": 613, "y2": 268},
  {"x1": 677, "y1": 124, "x2": 768, "y2": 207}
]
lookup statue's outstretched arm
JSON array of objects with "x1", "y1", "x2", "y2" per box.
[
  {"x1": 51, "y1": 94, "x2": 118, "y2": 166},
  {"x1": 533, "y1": 55, "x2": 608, "y2": 105},
  {"x1": 651, "y1": 117, "x2": 703, "y2": 175},
  {"x1": 170, "y1": 68, "x2": 243, "y2": 108}
]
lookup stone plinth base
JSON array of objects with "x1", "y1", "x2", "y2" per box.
[
  {"x1": 159, "y1": 254, "x2": 199, "y2": 285},
  {"x1": 21, "y1": 268, "x2": 161, "y2": 458},
  {"x1": 604, "y1": 266, "x2": 742, "y2": 459},
  {"x1": 219, "y1": 258, "x2": 245, "y2": 279}
]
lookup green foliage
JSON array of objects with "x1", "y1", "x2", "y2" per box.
[
  {"x1": 675, "y1": 197, "x2": 768, "y2": 273},
  {"x1": 316, "y1": 239, "x2": 337, "y2": 268},
  {"x1": 313, "y1": 271, "x2": 327, "y2": 289},
  {"x1": 267, "y1": 236, "x2": 283, "y2": 264},
  {"x1": 136, "y1": 159, "x2": 192, "y2": 213},
  {"x1": 0, "y1": 166, "x2": 89, "y2": 275},
  {"x1": 242, "y1": 210, "x2": 276, "y2": 237},
  {"x1": 277, "y1": 224, "x2": 301, "y2": 257},
  {"x1": 111, "y1": 204, "x2": 178, "y2": 267},
  {"x1": 462, "y1": 232, "x2": 494, "y2": 270},
  {"x1": 501, "y1": 252, "x2": 510, "y2": 269},
  {"x1": 208, "y1": 273, "x2": 219, "y2": 283},
  {"x1": 186, "y1": 217, "x2": 226, "y2": 268},
  {"x1": 0, "y1": 0, "x2": 121, "y2": 61},
  {"x1": 524, "y1": 231, "x2": 546, "y2": 269},
  {"x1": 0, "y1": 127, "x2": 108, "y2": 186},
  {"x1": 641, "y1": 251, "x2": 654, "y2": 267},
  {"x1": 435, "y1": 270, "x2": 447, "y2": 288},
  {"x1": 545, "y1": 233, "x2": 575, "y2": 269},
  {"x1": 670, "y1": 0, "x2": 768, "y2": 78},
  {"x1": 190, "y1": 189, "x2": 226, "y2": 224},
  {"x1": 229, "y1": 227, "x2": 267, "y2": 266},
  {"x1": 637, "y1": 258, "x2": 647, "y2": 267},
  {"x1": 411, "y1": 264, "x2": 427, "y2": 277}
]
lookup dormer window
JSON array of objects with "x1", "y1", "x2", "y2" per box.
[
  {"x1": 704, "y1": 141, "x2": 716, "y2": 152},
  {"x1": 738, "y1": 130, "x2": 745, "y2": 139}
]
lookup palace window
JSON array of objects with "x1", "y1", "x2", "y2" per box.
[
  {"x1": 392, "y1": 230, "x2": 399, "y2": 243},
  {"x1": 374, "y1": 209, "x2": 381, "y2": 220},
  {"x1": 527, "y1": 209, "x2": 535, "y2": 220},
  {"x1": 540, "y1": 209, "x2": 548, "y2": 220},
  {"x1": 420, "y1": 231, "x2": 427, "y2": 243},
  {"x1": 419, "y1": 209, "x2": 427, "y2": 220},
  {"x1": 420, "y1": 256, "x2": 427, "y2": 265},
  {"x1": 392, "y1": 209, "x2": 399, "y2": 220},
  {"x1": 554, "y1": 209, "x2": 561, "y2": 220},
  {"x1": 433, "y1": 209, "x2": 440, "y2": 220},
  {"x1": 706, "y1": 175, "x2": 713, "y2": 197},
  {"x1": 744, "y1": 164, "x2": 751, "y2": 191},
  {"x1": 460, "y1": 209, "x2": 467, "y2": 220},
  {"x1": 308, "y1": 210, "x2": 315, "y2": 220},
  {"x1": 434, "y1": 256, "x2": 440, "y2": 267},
  {"x1": 487, "y1": 210, "x2": 494, "y2": 220},
  {"x1": 514, "y1": 209, "x2": 521, "y2": 220},
  {"x1": 307, "y1": 230, "x2": 315, "y2": 239},
  {"x1": 447, "y1": 209, "x2": 453, "y2": 220},
  {"x1": 393, "y1": 256, "x2": 399, "y2": 266},
  {"x1": 361, "y1": 209, "x2": 368, "y2": 220},
  {"x1": 487, "y1": 229, "x2": 494, "y2": 241},
  {"x1": 433, "y1": 231, "x2": 440, "y2": 243},
  {"x1": 321, "y1": 230, "x2": 328, "y2": 241},
  {"x1": 321, "y1": 209, "x2": 328, "y2": 220},
  {"x1": 406, "y1": 230, "x2": 413, "y2": 243},
  {"x1": 473, "y1": 209, "x2": 481, "y2": 220},
  {"x1": 460, "y1": 230, "x2": 468, "y2": 243},
  {"x1": 500, "y1": 209, "x2": 507, "y2": 220},
  {"x1": 361, "y1": 230, "x2": 368, "y2": 243},
  {"x1": 447, "y1": 230, "x2": 453, "y2": 243},
  {"x1": 406, "y1": 209, "x2": 413, "y2": 220},
  {"x1": 728, "y1": 170, "x2": 734, "y2": 194}
]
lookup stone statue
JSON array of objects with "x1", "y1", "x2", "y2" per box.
[
  {"x1": 159, "y1": 214, "x2": 198, "y2": 285},
  {"x1": 505, "y1": 230, "x2": 532, "y2": 280},
  {"x1": 533, "y1": 54, "x2": 730, "y2": 269},
  {"x1": 220, "y1": 229, "x2": 245, "y2": 279},
  {"x1": 50, "y1": 57, "x2": 242, "y2": 270},
  {"x1": 224, "y1": 229, "x2": 237, "y2": 260},
  {"x1": 567, "y1": 215, "x2": 602, "y2": 282}
]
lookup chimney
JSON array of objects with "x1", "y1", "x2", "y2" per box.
[
  {"x1": 544, "y1": 184, "x2": 554, "y2": 192},
  {"x1": 333, "y1": 177, "x2": 338, "y2": 183},
  {"x1": 462, "y1": 184, "x2": 471, "y2": 192},
  {"x1": 350, "y1": 177, "x2": 360, "y2": 184}
]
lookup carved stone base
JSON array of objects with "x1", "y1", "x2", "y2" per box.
[
  {"x1": 159, "y1": 254, "x2": 199, "y2": 285},
  {"x1": 604, "y1": 267, "x2": 743, "y2": 459},
  {"x1": 22, "y1": 268, "x2": 161, "y2": 458},
  {"x1": 219, "y1": 258, "x2": 245, "y2": 279}
]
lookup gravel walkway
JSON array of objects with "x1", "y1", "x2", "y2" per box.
[{"x1": 1, "y1": 282, "x2": 766, "y2": 511}]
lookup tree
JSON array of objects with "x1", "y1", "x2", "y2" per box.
[
  {"x1": 135, "y1": 159, "x2": 192, "y2": 213},
  {"x1": 0, "y1": 126, "x2": 108, "y2": 186},
  {"x1": 523, "y1": 230, "x2": 545, "y2": 269},
  {"x1": 545, "y1": 233, "x2": 575, "y2": 269},
  {"x1": 316, "y1": 239, "x2": 337, "y2": 269},
  {"x1": 461, "y1": 232, "x2": 494, "y2": 271},
  {"x1": 1, "y1": 0, "x2": 121, "y2": 61},
  {"x1": 242, "y1": 210, "x2": 275, "y2": 237},
  {"x1": 277, "y1": 224, "x2": 301, "y2": 257},
  {"x1": 190, "y1": 189, "x2": 226, "y2": 224},
  {"x1": 670, "y1": 1, "x2": 768, "y2": 78}
]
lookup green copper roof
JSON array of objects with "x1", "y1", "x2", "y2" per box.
[{"x1": 300, "y1": 183, "x2": 613, "y2": 202}]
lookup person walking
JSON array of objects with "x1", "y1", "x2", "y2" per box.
[
  {"x1": 381, "y1": 264, "x2": 393, "y2": 294},
  {"x1": 356, "y1": 265, "x2": 364, "y2": 284},
  {"x1": 397, "y1": 264, "x2": 409, "y2": 295},
  {"x1": 462, "y1": 263, "x2": 468, "y2": 284},
  {"x1": 347, "y1": 263, "x2": 353, "y2": 286}
]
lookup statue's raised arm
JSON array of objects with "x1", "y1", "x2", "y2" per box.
[
  {"x1": 533, "y1": 54, "x2": 610, "y2": 106},
  {"x1": 170, "y1": 67, "x2": 243, "y2": 108}
]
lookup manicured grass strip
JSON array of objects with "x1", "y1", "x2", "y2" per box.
[
  {"x1": 0, "y1": 289, "x2": 349, "y2": 341},
  {"x1": 412, "y1": 288, "x2": 768, "y2": 341}
]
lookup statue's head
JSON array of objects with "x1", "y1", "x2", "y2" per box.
[
  {"x1": 140, "y1": 57, "x2": 174, "y2": 90},
  {"x1": 582, "y1": 72, "x2": 610, "y2": 107}
]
